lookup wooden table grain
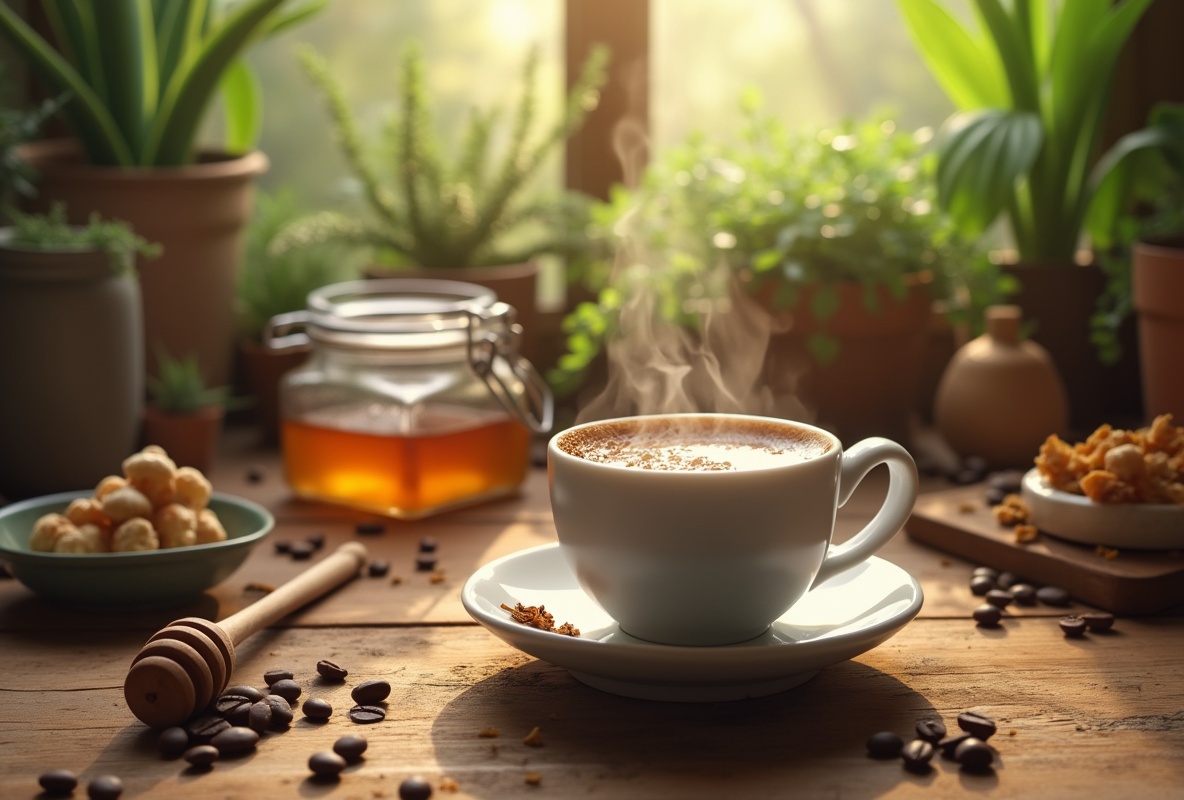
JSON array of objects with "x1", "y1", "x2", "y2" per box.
[{"x1": 2, "y1": 428, "x2": 1182, "y2": 799}]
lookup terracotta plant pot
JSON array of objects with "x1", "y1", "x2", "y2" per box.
[
  {"x1": 142, "y1": 405, "x2": 225, "y2": 474},
  {"x1": 762, "y1": 278, "x2": 934, "y2": 445},
  {"x1": 0, "y1": 233, "x2": 143, "y2": 497},
  {"x1": 1133, "y1": 238, "x2": 1184, "y2": 422},
  {"x1": 18, "y1": 139, "x2": 268, "y2": 387},
  {"x1": 363, "y1": 261, "x2": 540, "y2": 363}
]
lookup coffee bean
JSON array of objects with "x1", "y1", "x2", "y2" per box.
[
  {"x1": 984, "y1": 486, "x2": 1007, "y2": 506},
  {"x1": 186, "y1": 714, "x2": 231, "y2": 743},
  {"x1": 415, "y1": 554, "x2": 437, "y2": 572},
  {"x1": 306, "y1": 532, "x2": 325, "y2": 550},
  {"x1": 368, "y1": 560, "x2": 391, "y2": 577},
  {"x1": 349, "y1": 704, "x2": 387, "y2": 724},
  {"x1": 309, "y1": 751, "x2": 347, "y2": 779},
  {"x1": 274, "y1": 540, "x2": 292, "y2": 554},
  {"x1": 996, "y1": 571, "x2": 1021, "y2": 590},
  {"x1": 418, "y1": 536, "x2": 438, "y2": 553},
  {"x1": 264, "y1": 694, "x2": 294, "y2": 728},
  {"x1": 215, "y1": 693, "x2": 253, "y2": 723},
  {"x1": 1060, "y1": 615, "x2": 1088, "y2": 637},
  {"x1": 289, "y1": 541, "x2": 315, "y2": 560},
  {"x1": 39, "y1": 769, "x2": 78, "y2": 795},
  {"x1": 158, "y1": 726, "x2": 190, "y2": 758},
  {"x1": 956, "y1": 711, "x2": 998, "y2": 740},
  {"x1": 302, "y1": 697, "x2": 334, "y2": 721},
  {"x1": 901, "y1": 738, "x2": 935, "y2": 773},
  {"x1": 263, "y1": 668, "x2": 293, "y2": 686},
  {"x1": 317, "y1": 659, "x2": 348, "y2": 682},
  {"x1": 1009, "y1": 583, "x2": 1038, "y2": 606},
  {"x1": 985, "y1": 589, "x2": 1013, "y2": 609},
  {"x1": 398, "y1": 776, "x2": 433, "y2": 800},
  {"x1": 972, "y1": 566, "x2": 999, "y2": 580},
  {"x1": 224, "y1": 684, "x2": 266, "y2": 703},
  {"x1": 87, "y1": 775, "x2": 123, "y2": 800},
  {"x1": 915, "y1": 718, "x2": 946, "y2": 743},
  {"x1": 1036, "y1": 585, "x2": 1072, "y2": 607},
  {"x1": 248, "y1": 700, "x2": 272, "y2": 732},
  {"x1": 270, "y1": 678, "x2": 302, "y2": 702},
  {"x1": 954, "y1": 737, "x2": 994, "y2": 771},
  {"x1": 210, "y1": 726, "x2": 260, "y2": 756},
  {"x1": 972, "y1": 604, "x2": 1002, "y2": 628},
  {"x1": 969, "y1": 575, "x2": 996, "y2": 596},
  {"x1": 356, "y1": 520, "x2": 385, "y2": 535},
  {"x1": 938, "y1": 733, "x2": 972, "y2": 760},
  {"x1": 351, "y1": 679, "x2": 391, "y2": 705},
  {"x1": 183, "y1": 744, "x2": 219, "y2": 768},
  {"x1": 987, "y1": 470, "x2": 1024, "y2": 493},
  {"x1": 246, "y1": 465, "x2": 266, "y2": 484},
  {"x1": 333, "y1": 734, "x2": 368, "y2": 763},
  {"x1": 1083, "y1": 611, "x2": 1115, "y2": 632},
  {"x1": 866, "y1": 730, "x2": 903, "y2": 759}
]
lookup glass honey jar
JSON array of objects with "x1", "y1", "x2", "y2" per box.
[{"x1": 264, "y1": 279, "x2": 552, "y2": 519}]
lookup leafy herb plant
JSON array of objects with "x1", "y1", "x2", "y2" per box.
[{"x1": 147, "y1": 348, "x2": 229, "y2": 414}]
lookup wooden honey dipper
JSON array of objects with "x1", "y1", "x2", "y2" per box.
[{"x1": 124, "y1": 541, "x2": 369, "y2": 728}]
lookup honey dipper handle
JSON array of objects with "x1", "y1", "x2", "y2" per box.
[{"x1": 219, "y1": 541, "x2": 369, "y2": 646}]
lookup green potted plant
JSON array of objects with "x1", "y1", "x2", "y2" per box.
[
  {"x1": 237, "y1": 188, "x2": 360, "y2": 442},
  {"x1": 144, "y1": 349, "x2": 232, "y2": 473},
  {"x1": 0, "y1": 89, "x2": 159, "y2": 496},
  {"x1": 896, "y1": 0, "x2": 1179, "y2": 426},
  {"x1": 0, "y1": 0, "x2": 325, "y2": 386},
  {"x1": 275, "y1": 42, "x2": 609, "y2": 361},
  {"x1": 554, "y1": 96, "x2": 986, "y2": 442}
]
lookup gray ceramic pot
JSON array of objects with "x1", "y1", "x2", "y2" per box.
[{"x1": 0, "y1": 230, "x2": 143, "y2": 497}]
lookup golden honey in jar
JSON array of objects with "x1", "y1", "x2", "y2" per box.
[{"x1": 265, "y1": 279, "x2": 551, "y2": 519}]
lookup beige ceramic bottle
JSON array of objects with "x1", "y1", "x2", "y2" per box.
[{"x1": 934, "y1": 305, "x2": 1068, "y2": 469}]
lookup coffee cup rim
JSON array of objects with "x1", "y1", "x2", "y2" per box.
[{"x1": 547, "y1": 413, "x2": 840, "y2": 473}]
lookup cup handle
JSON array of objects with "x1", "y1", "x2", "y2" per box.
[{"x1": 811, "y1": 437, "x2": 918, "y2": 588}]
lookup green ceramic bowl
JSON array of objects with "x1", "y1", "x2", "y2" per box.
[{"x1": 0, "y1": 491, "x2": 274, "y2": 606}]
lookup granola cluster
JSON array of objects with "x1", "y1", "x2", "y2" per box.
[
  {"x1": 500, "y1": 602, "x2": 580, "y2": 637},
  {"x1": 1035, "y1": 414, "x2": 1184, "y2": 505}
]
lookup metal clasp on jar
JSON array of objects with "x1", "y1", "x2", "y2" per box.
[{"x1": 465, "y1": 304, "x2": 553, "y2": 434}]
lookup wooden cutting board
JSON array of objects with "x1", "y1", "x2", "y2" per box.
[{"x1": 906, "y1": 484, "x2": 1184, "y2": 615}]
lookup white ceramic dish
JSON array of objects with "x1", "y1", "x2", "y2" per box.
[
  {"x1": 461, "y1": 543, "x2": 923, "y2": 702},
  {"x1": 1020, "y1": 468, "x2": 1184, "y2": 550}
]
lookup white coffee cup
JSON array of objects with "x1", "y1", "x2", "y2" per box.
[{"x1": 547, "y1": 413, "x2": 919, "y2": 647}]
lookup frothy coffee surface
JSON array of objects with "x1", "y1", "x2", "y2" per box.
[{"x1": 557, "y1": 417, "x2": 832, "y2": 471}]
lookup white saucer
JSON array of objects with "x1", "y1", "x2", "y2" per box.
[
  {"x1": 1021, "y1": 468, "x2": 1184, "y2": 550},
  {"x1": 461, "y1": 543, "x2": 923, "y2": 702}
]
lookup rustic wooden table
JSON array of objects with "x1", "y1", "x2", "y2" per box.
[{"x1": 2, "y1": 428, "x2": 1182, "y2": 799}]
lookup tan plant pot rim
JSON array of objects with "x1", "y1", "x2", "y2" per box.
[{"x1": 17, "y1": 138, "x2": 269, "y2": 182}]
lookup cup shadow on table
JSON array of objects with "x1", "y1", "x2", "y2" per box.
[{"x1": 430, "y1": 658, "x2": 1001, "y2": 794}]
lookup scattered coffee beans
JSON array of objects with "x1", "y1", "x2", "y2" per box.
[
  {"x1": 215, "y1": 693, "x2": 253, "y2": 721},
  {"x1": 317, "y1": 659, "x2": 349, "y2": 682},
  {"x1": 954, "y1": 737, "x2": 994, "y2": 771},
  {"x1": 356, "y1": 521, "x2": 385, "y2": 535},
  {"x1": 270, "y1": 678, "x2": 302, "y2": 702},
  {"x1": 289, "y1": 541, "x2": 315, "y2": 560},
  {"x1": 39, "y1": 769, "x2": 78, "y2": 795},
  {"x1": 996, "y1": 571, "x2": 1020, "y2": 590},
  {"x1": 972, "y1": 604, "x2": 1002, "y2": 628},
  {"x1": 1009, "y1": 583, "x2": 1037, "y2": 606},
  {"x1": 972, "y1": 566, "x2": 999, "y2": 580},
  {"x1": 87, "y1": 774, "x2": 123, "y2": 800},
  {"x1": 866, "y1": 731, "x2": 904, "y2": 759},
  {"x1": 186, "y1": 714, "x2": 231, "y2": 743},
  {"x1": 915, "y1": 719, "x2": 946, "y2": 743},
  {"x1": 1083, "y1": 611, "x2": 1115, "y2": 632},
  {"x1": 157, "y1": 726, "x2": 190, "y2": 758},
  {"x1": 348, "y1": 704, "x2": 387, "y2": 724},
  {"x1": 248, "y1": 700, "x2": 272, "y2": 732},
  {"x1": 399, "y1": 776, "x2": 433, "y2": 800},
  {"x1": 956, "y1": 711, "x2": 997, "y2": 740},
  {"x1": 306, "y1": 532, "x2": 326, "y2": 550},
  {"x1": 418, "y1": 536, "x2": 438, "y2": 553},
  {"x1": 302, "y1": 697, "x2": 334, "y2": 721},
  {"x1": 969, "y1": 575, "x2": 995, "y2": 596},
  {"x1": 333, "y1": 734, "x2": 368, "y2": 763},
  {"x1": 351, "y1": 679, "x2": 391, "y2": 705},
  {"x1": 1036, "y1": 585, "x2": 1071, "y2": 607},
  {"x1": 1059, "y1": 615, "x2": 1088, "y2": 637},
  {"x1": 183, "y1": 744, "x2": 219, "y2": 768},
  {"x1": 224, "y1": 684, "x2": 266, "y2": 703},
  {"x1": 901, "y1": 739, "x2": 935, "y2": 773},
  {"x1": 274, "y1": 540, "x2": 293, "y2": 554},
  {"x1": 987, "y1": 470, "x2": 1024, "y2": 493},
  {"x1": 368, "y1": 560, "x2": 391, "y2": 577},
  {"x1": 309, "y1": 751, "x2": 347, "y2": 779},
  {"x1": 984, "y1": 589, "x2": 1013, "y2": 609},
  {"x1": 210, "y1": 726, "x2": 260, "y2": 757},
  {"x1": 264, "y1": 694, "x2": 294, "y2": 728},
  {"x1": 938, "y1": 733, "x2": 972, "y2": 760},
  {"x1": 246, "y1": 465, "x2": 266, "y2": 484},
  {"x1": 264, "y1": 668, "x2": 293, "y2": 686},
  {"x1": 415, "y1": 554, "x2": 437, "y2": 572}
]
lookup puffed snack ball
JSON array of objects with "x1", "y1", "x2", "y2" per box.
[
  {"x1": 54, "y1": 523, "x2": 108, "y2": 554},
  {"x1": 29, "y1": 513, "x2": 76, "y2": 552},
  {"x1": 101, "y1": 485, "x2": 153, "y2": 524},
  {"x1": 173, "y1": 466, "x2": 212, "y2": 511},
  {"x1": 194, "y1": 508, "x2": 228, "y2": 545},
  {"x1": 65, "y1": 497, "x2": 110, "y2": 530},
  {"x1": 113, "y1": 517, "x2": 160, "y2": 552},
  {"x1": 123, "y1": 448, "x2": 177, "y2": 507},
  {"x1": 153, "y1": 503, "x2": 198, "y2": 549}
]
